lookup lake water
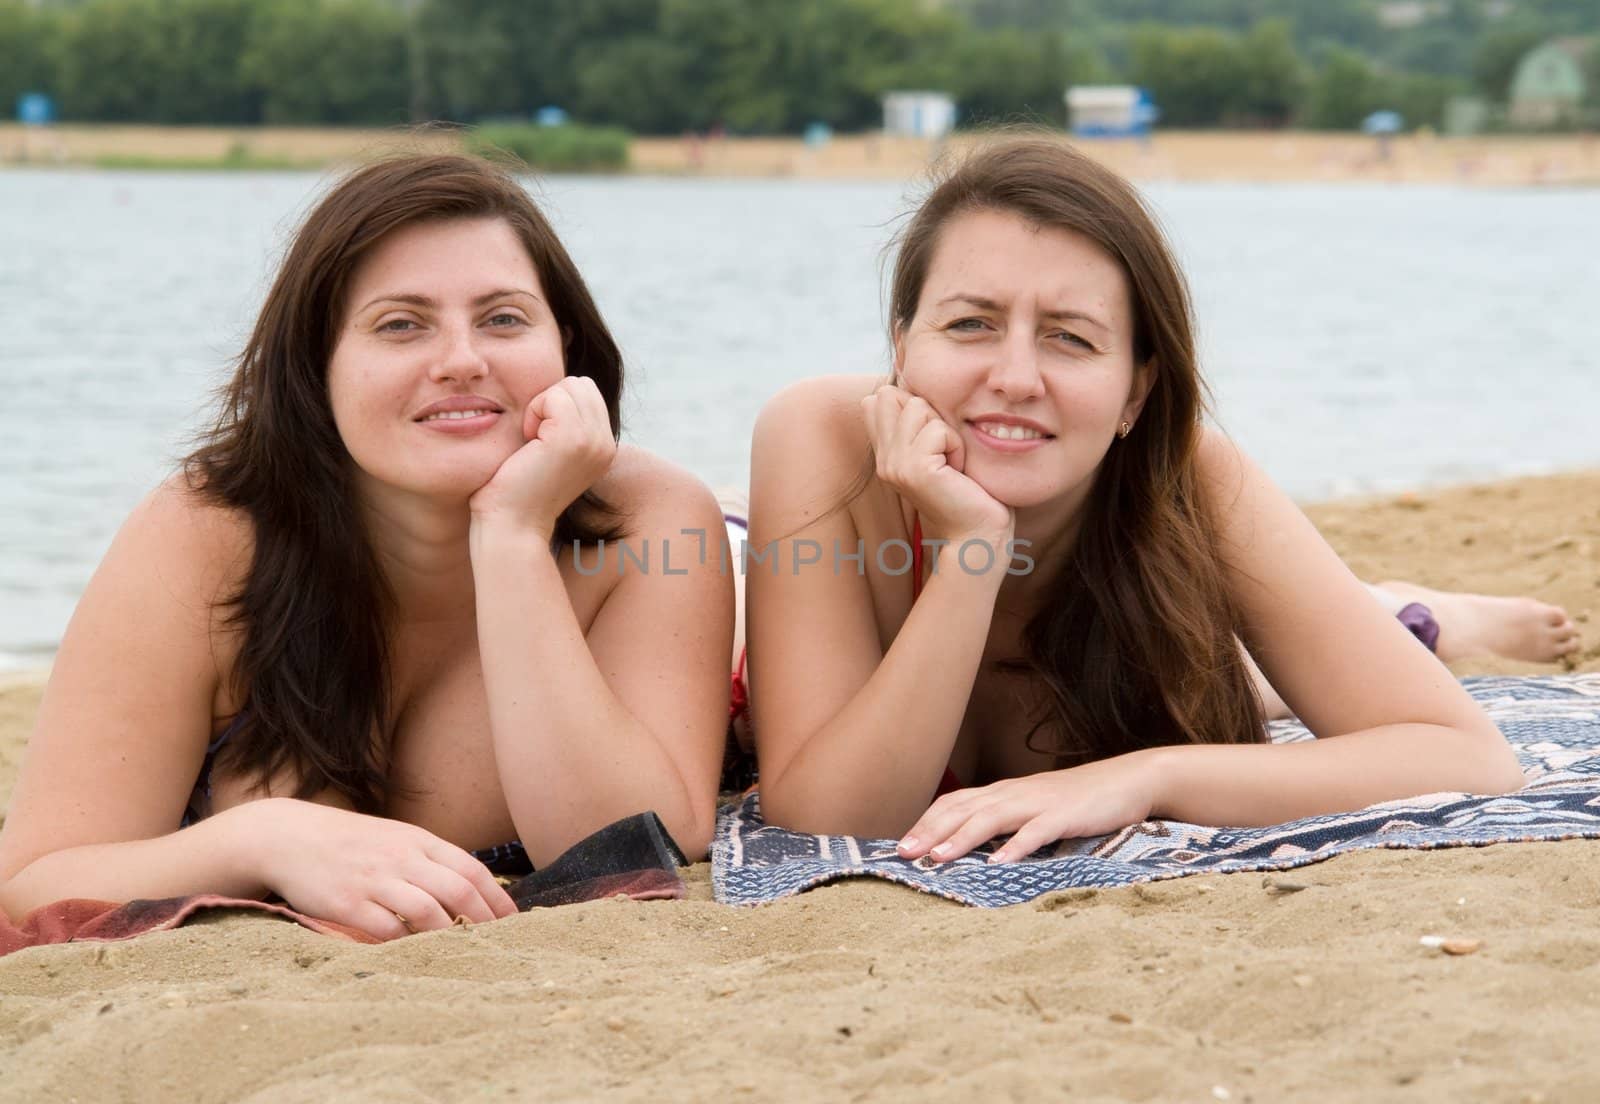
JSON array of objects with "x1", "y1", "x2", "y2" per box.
[{"x1": 2, "y1": 170, "x2": 1597, "y2": 668}]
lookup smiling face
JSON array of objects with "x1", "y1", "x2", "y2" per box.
[
  {"x1": 895, "y1": 208, "x2": 1152, "y2": 513},
  {"x1": 326, "y1": 216, "x2": 566, "y2": 502}
]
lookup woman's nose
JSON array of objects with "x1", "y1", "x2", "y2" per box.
[
  {"x1": 987, "y1": 330, "x2": 1045, "y2": 401},
  {"x1": 428, "y1": 322, "x2": 488, "y2": 384}
]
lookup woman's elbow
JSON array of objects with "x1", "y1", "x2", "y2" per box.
[
  {"x1": 0, "y1": 881, "x2": 19, "y2": 923},
  {"x1": 666, "y1": 807, "x2": 714, "y2": 864},
  {"x1": 1464, "y1": 725, "x2": 1525, "y2": 796},
  {"x1": 757, "y1": 778, "x2": 898, "y2": 841},
  {"x1": 1481, "y1": 755, "x2": 1527, "y2": 797},
  {"x1": 749, "y1": 771, "x2": 812, "y2": 835},
  {"x1": 0, "y1": 861, "x2": 47, "y2": 923}
]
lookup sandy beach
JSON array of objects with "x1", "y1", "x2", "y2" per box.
[
  {"x1": 3, "y1": 123, "x2": 1599, "y2": 187},
  {"x1": 2, "y1": 471, "x2": 1598, "y2": 1102}
]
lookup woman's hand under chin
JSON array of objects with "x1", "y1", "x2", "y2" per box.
[
  {"x1": 894, "y1": 751, "x2": 1166, "y2": 865},
  {"x1": 862, "y1": 384, "x2": 1014, "y2": 548},
  {"x1": 468, "y1": 376, "x2": 617, "y2": 540}
]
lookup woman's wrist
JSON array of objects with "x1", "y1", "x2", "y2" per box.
[
  {"x1": 210, "y1": 798, "x2": 291, "y2": 899},
  {"x1": 469, "y1": 506, "x2": 560, "y2": 550},
  {"x1": 923, "y1": 530, "x2": 1019, "y2": 589},
  {"x1": 1133, "y1": 746, "x2": 1177, "y2": 820}
]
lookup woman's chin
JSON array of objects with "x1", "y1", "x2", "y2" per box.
[
  {"x1": 966, "y1": 470, "x2": 1068, "y2": 512},
  {"x1": 375, "y1": 462, "x2": 507, "y2": 505}
]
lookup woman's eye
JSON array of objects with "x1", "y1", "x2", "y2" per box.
[
  {"x1": 377, "y1": 318, "x2": 417, "y2": 333},
  {"x1": 486, "y1": 312, "x2": 524, "y2": 327},
  {"x1": 1052, "y1": 331, "x2": 1093, "y2": 350},
  {"x1": 949, "y1": 318, "x2": 990, "y2": 332}
]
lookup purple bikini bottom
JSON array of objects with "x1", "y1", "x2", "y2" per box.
[{"x1": 1397, "y1": 602, "x2": 1441, "y2": 653}]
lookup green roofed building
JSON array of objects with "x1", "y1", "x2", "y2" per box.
[{"x1": 1508, "y1": 38, "x2": 1592, "y2": 128}]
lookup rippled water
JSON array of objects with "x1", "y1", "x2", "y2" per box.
[{"x1": 2, "y1": 170, "x2": 1597, "y2": 667}]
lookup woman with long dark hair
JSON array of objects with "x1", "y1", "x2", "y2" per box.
[
  {"x1": 0, "y1": 155, "x2": 733, "y2": 936},
  {"x1": 743, "y1": 138, "x2": 1545, "y2": 863}
]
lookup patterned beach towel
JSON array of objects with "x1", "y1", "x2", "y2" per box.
[{"x1": 713, "y1": 675, "x2": 1600, "y2": 908}]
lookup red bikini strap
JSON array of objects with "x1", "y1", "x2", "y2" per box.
[{"x1": 910, "y1": 514, "x2": 925, "y2": 600}]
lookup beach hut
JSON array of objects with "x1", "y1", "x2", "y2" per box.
[
  {"x1": 1064, "y1": 86, "x2": 1157, "y2": 138},
  {"x1": 1508, "y1": 38, "x2": 1592, "y2": 128},
  {"x1": 881, "y1": 92, "x2": 956, "y2": 140}
]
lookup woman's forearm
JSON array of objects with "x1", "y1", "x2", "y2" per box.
[
  {"x1": 760, "y1": 556, "x2": 1006, "y2": 839},
  {"x1": 470, "y1": 522, "x2": 707, "y2": 864},
  {"x1": 1144, "y1": 723, "x2": 1525, "y2": 828},
  {"x1": 0, "y1": 803, "x2": 268, "y2": 919}
]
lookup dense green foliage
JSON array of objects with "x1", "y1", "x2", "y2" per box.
[
  {"x1": 92, "y1": 139, "x2": 309, "y2": 169},
  {"x1": 466, "y1": 124, "x2": 631, "y2": 172},
  {"x1": 5, "y1": 0, "x2": 1596, "y2": 131}
]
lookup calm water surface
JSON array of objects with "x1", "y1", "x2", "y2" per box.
[{"x1": 2, "y1": 170, "x2": 1597, "y2": 666}]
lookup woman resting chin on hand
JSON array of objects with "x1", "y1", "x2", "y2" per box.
[
  {"x1": 0, "y1": 155, "x2": 733, "y2": 939},
  {"x1": 743, "y1": 138, "x2": 1531, "y2": 864}
]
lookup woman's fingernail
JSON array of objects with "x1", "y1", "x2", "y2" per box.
[
  {"x1": 898, "y1": 835, "x2": 919, "y2": 851},
  {"x1": 930, "y1": 845, "x2": 949, "y2": 859},
  {"x1": 987, "y1": 852, "x2": 1006, "y2": 865}
]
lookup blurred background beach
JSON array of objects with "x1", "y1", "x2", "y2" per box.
[
  {"x1": 3, "y1": 163, "x2": 1597, "y2": 670},
  {"x1": 3, "y1": 1, "x2": 1599, "y2": 1099},
  {"x1": 3, "y1": 0, "x2": 1600, "y2": 671}
]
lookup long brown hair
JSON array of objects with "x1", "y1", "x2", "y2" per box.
[
  {"x1": 185, "y1": 153, "x2": 626, "y2": 812},
  {"x1": 888, "y1": 137, "x2": 1265, "y2": 762}
]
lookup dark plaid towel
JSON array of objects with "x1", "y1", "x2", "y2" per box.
[
  {"x1": 713, "y1": 675, "x2": 1600, "y2": 908},
  {"x1": 1, "y1": 811, "x2": 686, "y2": 957}
]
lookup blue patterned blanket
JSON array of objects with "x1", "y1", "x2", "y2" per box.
[{"x1": 712, "y1": 675, "x2": 1600, "y2": 908}]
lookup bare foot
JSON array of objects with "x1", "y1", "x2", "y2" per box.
[{"x1": 1376, "y1": 581, "x2": 1582, "y2": 664}]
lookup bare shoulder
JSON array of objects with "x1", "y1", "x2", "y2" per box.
[
  {"x1": 1192, "y1": 424, "x2": 1251, "y2": 502},
  {"x1": 594, "y1": 445, "x2": 723, "y2": 538},
  {"x1": 0, "y1": 474, "x2": 257, "y2": 875},
  {"x1": 756, "y1": 374, "x2": 878, "y2": 454},
  {"x1": 752, "y1": 375, "x2": 882, "y2": 531},
  {"x1": 1191, "y1": 425, "x2": 1274, "y2": 542},
  {"x1": 119, "y1": 475, "x2": 254, "y2": 612}
]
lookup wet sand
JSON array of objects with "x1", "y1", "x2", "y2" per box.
[{"x1": 1, "y1": 472, "x2": 1597, "y2": 1102}]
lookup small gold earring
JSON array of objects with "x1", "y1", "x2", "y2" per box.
[{"x1": 1118, "y1": 421, "x2": 1131, "y2": 439}]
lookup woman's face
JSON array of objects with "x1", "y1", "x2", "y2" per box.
[
  {"x1": 896, "y1": 208, "x2": 1152, "y2": 512},
  {"x1": 327, "y1": 216, "x2": 566, "y2": 502}
]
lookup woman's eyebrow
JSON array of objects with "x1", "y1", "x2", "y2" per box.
[
  {"x1": 936, "y1": 292, "x2": 1108, "y2": 331},
  {"x1": 935, "y1": 292, "x2": 1003, "y2": 311},
  {"x1": 357, "y1": 288, "x2": 542, "y2": 313},
  {"x1": 1041, "y1": 308, "x2": 1109, "y2": 331}
]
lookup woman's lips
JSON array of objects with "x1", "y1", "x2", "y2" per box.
[
  {"x1": 416, "y1": 409, "x2": 503, "y2": 435},
  {"x1": 968, "y1": 419, "x2": 1053, "y2": 453}
]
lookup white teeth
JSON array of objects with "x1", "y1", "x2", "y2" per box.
[
  {"x1": 979, "y1": 422, "x2": 1043, "y2": 441},
  {"x1": 423, "y1": 409, "x2": 496, "y2": 421}
]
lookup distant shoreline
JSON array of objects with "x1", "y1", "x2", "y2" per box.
[{"x1": 3, "y1": 125, "x2": 1598, "y2": 187}]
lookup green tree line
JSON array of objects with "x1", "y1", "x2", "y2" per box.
[{"x1": 2, "y1": 0, "x2": 1594, "y2": 132}]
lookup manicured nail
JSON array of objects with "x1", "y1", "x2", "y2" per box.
[
  {"x1": 929, "y1": 844, "x2": 949, "y2": 859},
  {"x1": 898, "y1": 835, "x2": 919, "y2": 851}
]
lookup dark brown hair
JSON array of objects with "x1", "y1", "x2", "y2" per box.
[
  {"x1": 185, "y1": 153, "x2": 625, "y2": 812},
  {"x1": 888, "y1": 137, "x2": 1266, "y2": 762}
]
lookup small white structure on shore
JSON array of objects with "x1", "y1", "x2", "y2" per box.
[
  {"x1": 1508, "y1": 38, "x2": 1591, "y2": 128},
  {"x1": 1065, "y1": 86, "x2": 1158, "y2": 138},
  {"x1": 882, "y1": 92, "x2": 956, "y2": 139}
]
